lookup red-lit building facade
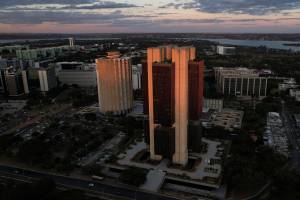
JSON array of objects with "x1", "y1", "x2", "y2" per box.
[{"x1": 143, "y1": 46, "x2": 205, "y2": 165}]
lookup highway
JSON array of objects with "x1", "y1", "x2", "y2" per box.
[{"x1": 0, "y1": 164, "x2": 180, "y2": 200}]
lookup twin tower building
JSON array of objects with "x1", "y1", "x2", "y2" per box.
[{"x1": 96, "y1": 46, "x2": 204, "y2": 166}]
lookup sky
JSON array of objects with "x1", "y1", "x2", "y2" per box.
[{"x1": 0, "y1": 0, "x2": 300, "y2": 33}]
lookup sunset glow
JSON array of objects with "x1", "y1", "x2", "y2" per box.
[{"x1": 0, "y1": 0, "x2": 300, "y2": 33}]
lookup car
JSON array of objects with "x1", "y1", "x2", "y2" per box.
[{"x1": 88, "y1": 183, "x2": 94, "y2": 187}]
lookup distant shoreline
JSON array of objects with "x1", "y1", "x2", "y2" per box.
[
  {"x1": 284, "y1": 43, "x2": 300, "y2": 47},
  {"x1": 0, "y1": 33, "x2": 300, "y2": 42}
]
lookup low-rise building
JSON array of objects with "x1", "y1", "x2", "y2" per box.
[
  {"x1": 55, "y1": 62, "x2": 96, "y2": 87},
  {"x1": 216, "y1": 46, "x2": 236, "y2": 55},
  {"x1": 290, "y1": 88, "x2": 300, "y2": 102},
  {"x1": 279, "y1": 78, "x2": 298, "y2": 91},
  {"x1": 203, "y1": 98, "x2": 223, "y2": 112},
  {"x1": 264, "y1": 112, "x2": 288, "y2": 157},
  {"x1": 202, "y1": 109, "x2": 244, "y2": 132},
  {"x1": 212, "y1": 109, "x2": 244, "y2": 131},
  {"x1": 267, "y1": 112, "x2": 282, "y2": 127},
  {"x1": 57, "y1": 69, "x2": 97, "y2": 87}
]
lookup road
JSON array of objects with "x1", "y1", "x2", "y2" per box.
[
  {"x1": 0, "y1": 164, "x2": 180, "y2": 200},
  {"x1": 281, "y1": 101, "x2": 300, "y2": 172}
]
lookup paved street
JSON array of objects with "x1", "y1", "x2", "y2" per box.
[{"x1": 0, "y1": 164, "x2": 180, "y2": 200}]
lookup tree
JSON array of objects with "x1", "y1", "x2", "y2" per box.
[
  {"x1": 224, "y1": 134, "x2": 287, "y2": 192},
  {"x1": 119, "y1": 167, "x2": 147, "y2": 186},
  {"x1": 81, "y1": 164, "x2": 103, "y2": 176},
  {"x1": 17, "y1": 139, "x2": 52, "y2": 165},
  {"x1": 84, "y1": 113, "x2": 97, "y2": 121},
  {"x1": 270, "y1": 170, "x2": 300, "y2": 200}
]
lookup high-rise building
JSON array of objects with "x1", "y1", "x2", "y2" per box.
[
  {"x1": 38, "y1": 66, "x2": 57, "y2": 92},
  {"x1": 132, "y1": 64, "x2": 142, "y2": 91},
  {"x1": 216, "y1": 46, "x2": 236, "y2": 55},
  {"x1": 96, "y1": 51, "x2": 133, "y2": 115},
  {"x1": 0, "y1": 68, "x2": 25, "y2": 96},
  {"x1": 68, "y1": 38, "x2": 75, "y2": 47},
  {"x1": 22, "y1": 66, "x2": 58, "y2": 93},
  {"x1": 144, "y1": 46, "x2": 204, "y2": 165}
]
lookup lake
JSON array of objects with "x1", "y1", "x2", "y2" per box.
[{"x1": 203, "y1": 38, "x2": 300, "y2": 52}]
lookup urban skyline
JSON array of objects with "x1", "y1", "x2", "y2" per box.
[
  {"x1": 0, "y1": 1, "x2": 300, "y2": 197},
  {"x1": 0, "y1": 0, "x2": 300, "y2": 33}
]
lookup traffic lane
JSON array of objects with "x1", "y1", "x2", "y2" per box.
[
  {"x1": 0, "y1": 165, "x2": 179, "y2": 200},
  {"x1": 0, "y1": 165, "x2": 135, "y2": 198}
]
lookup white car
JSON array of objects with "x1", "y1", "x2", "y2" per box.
[{"x1": 88, "y1": 183, "x2": 94, "y2": 187}]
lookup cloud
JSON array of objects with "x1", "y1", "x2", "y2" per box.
[
  {"x1": 67, "y1": 2, "x2": 139, "y2": 9},
  {"x1": 1, "y1": 8, "x2": 299, "y2": 26},
  {"x1": 0, "y1": 10, "x2": 125, "y2": 24},
  {"x1": 0, "y1": 0, "x2": 139, "y2": 10},
  {"x1": 162, "y1": 0, "x2": 300, "y2": 15},
  {"x1": 0, "y1": 0, "x2": 93, "y2": 7}
]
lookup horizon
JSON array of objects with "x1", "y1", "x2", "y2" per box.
[
  {"x1": 1, "y1": 32, "x2": 300, "y2": 35},
  {"x1": 0, "y1": 0, "x2": 300, "y2": 33}
]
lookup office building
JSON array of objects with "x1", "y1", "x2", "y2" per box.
[
  {"x1": 69, "y1": 38, "x2": 75, "y2": 47},
  {"x1": 0, "y1": 69, "x2": 5, "y2": 93},
  {"x1": 58, "y1": 69, "x2": 96, "y2": 87},
  {"x1": 96, "y1": 51, "x2": 133, "y2": 115},
  {"x1": 132, "y1": 64, "x2": 142, "y2": 90},
  {"x1": 22, "y1": 66, "x2": 57, "y2": 93},
  {"x1": 38, "y1": 66, "x2": 57, "y2": 92},
  {"x1": 144, "y1": 46, "x2": 204, "y2": 165},
  {"x1": 0, "y1": 68, "x2": 25, "y2": 96},
  {"x1": 56, "y1": 62, "x2": 96, "y2": 87},
  {"x1": 214, "y1": 67, "x2": 268, "y2": 99},
  {"x1": 0, "y1": 45, "x2": 29, "y2": 54},
  {"x1": 216, "y1": 46, "x2": 236, "y2": 55},
  {"x1": 56, "y1": 62, "x2": 85, "y2": 71},
  {"x1": 16, "y1": 46, "x2": 71, "y2": 60},
  {"x1": 0, "y1": 58, "x2": 23, "y2": 69}
]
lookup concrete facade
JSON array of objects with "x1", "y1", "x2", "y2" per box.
[
  {"x1": 132, "y1": 64, "x2": 142, "y2": 90},
  {"x1": 147, "y1": 46, "x2": 203, "y2": 165},
  {"x1": 216, "y1": 46, "x2": 236, "y2": 55},
  {"x1": 214, "y1": 67, "x2": 268, "y2": 99},
  {"x1": 2, "y1": 69, "x2": 25, "y2": 96},
  {"x1": 38, "y1": 66, "x2": 57, "y2": 92},
  {"x1": 203, "y1": 98, "x2": 224, "y2": 112},
  {"x1": 96, "y1": 51, "x2": 133, "y2": 115},
  {"x1": 57, "y1": 70, "x2": 97, "y2": 87}
]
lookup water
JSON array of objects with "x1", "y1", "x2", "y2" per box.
[
  {"x1": 1, "y1": 37, "x2": 300, "y2": 52},
  {"x1": 203, "y1": 38, "x2": 300, "y2": 52}
]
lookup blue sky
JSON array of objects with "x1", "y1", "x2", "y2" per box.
[{"x1": 0, "y1": 0, "x2": 300, "y2": 33}]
